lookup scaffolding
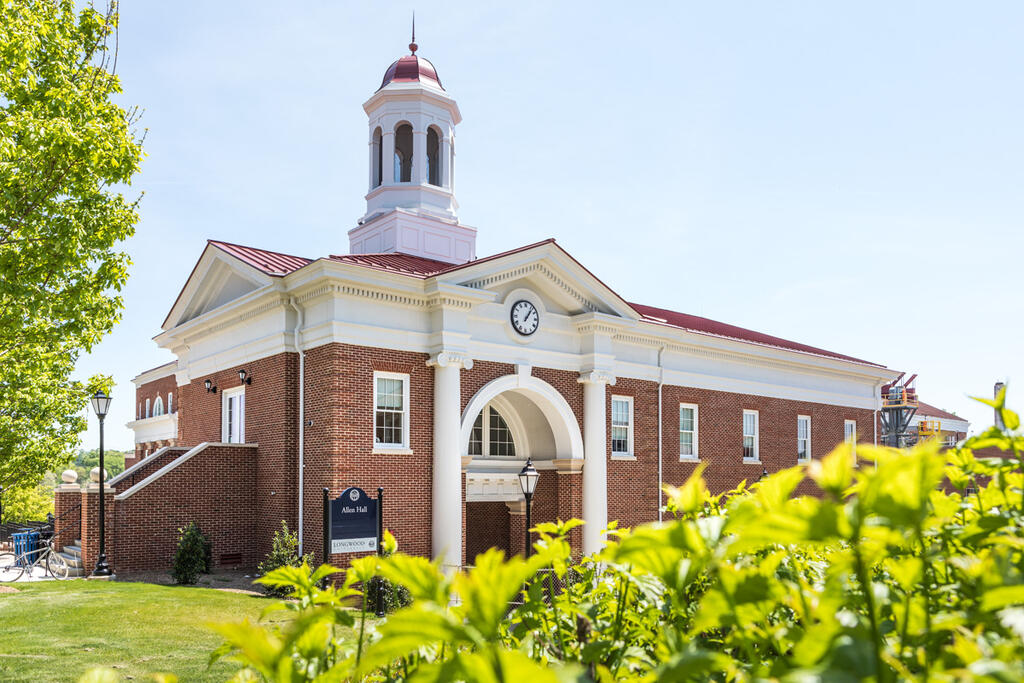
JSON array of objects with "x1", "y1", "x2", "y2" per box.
[{"x1": 880, "y1": 373, "x2": 918, "y2": 448}]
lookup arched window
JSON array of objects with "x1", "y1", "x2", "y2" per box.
[
  {"x1": 427, "y1": 127, "x2": 441, "y2": 186},
  {"x1": 145, "y1": 398, "x2": 151, "y2": 418},
  {"x1": 468, "y1": 405, "x2": 516, "y2": 457},
  {"x1": 167, "y1": 392, "x2": 173, "y2": 414},
  {"x1": 393, "y1": 123, "x2": 413, "y2": 182},
  {"x1": 153, "y1": 396, "x2": 164, "y2": 417},
  {"x1": 371, "y1": 127, "x2": 383, "y2": 188}
]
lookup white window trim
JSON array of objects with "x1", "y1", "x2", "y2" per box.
[
  {"x1": 373, "y1": 371, "x2": 410, "y2": 452},
  {"x1": 221, "y1": 386, "x2": 245, "y2": 443},
  {"x1": 679, "y1": 403, "x2": 699, "y2": 461},
  {"x1": 743, "y1": 409, "x2": 760, "y2": 463},
  {"x1": 797, "y1": 414, "x2": 811, "y2": 463},
  {"x1": 610, "y1": 395, "x2": 634, "y2": 460}
]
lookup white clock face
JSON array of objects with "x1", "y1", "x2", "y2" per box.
[{"x1": 510, "y1": 300, "x2": 539, "y2": 336}]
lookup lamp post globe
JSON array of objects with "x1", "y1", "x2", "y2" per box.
[
  {"x1": 518, "y1": 458, "x2": 539, "y2": 558},
  {"x1": 90, "y1": 390, "x2": 112, "y2": 576}
]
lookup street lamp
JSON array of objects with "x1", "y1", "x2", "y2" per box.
[
  {"x1": 758, "y1": 466, "x2": 769, "y2": 482},
  {"x1": 517, "y1": 458, "x2": 539, "y2": 558},
  {"x1": 89, "y1": 390, "x2": 113, "y2": 576}
]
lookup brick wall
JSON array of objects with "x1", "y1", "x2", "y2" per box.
[
  {"x1": 81, "y1": 486, "x2": 114, "y2": 572},
  {"x1": 113, "y1": 447, "x2": 189, "y2": 493},
  {"x1": 466, "y1": 501, "x2": 510, "y2": 562},
  {"x1": 135, "y1": 374, "x2": 178, "y2": 422},
  {"x1": 53, "y1": 486, "x2": 82, "y2": 551},
  {"x1": 178, "y1": 352, "x2": 299, "y2": 560},
  {"x1": 302, "y1": 343, "x2": 434, "y2": 569},
  {"x1": 111, "y1": 444, "x2": 258, "y2": 573}
]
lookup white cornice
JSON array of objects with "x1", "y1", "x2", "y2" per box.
[{"x1": 131, "y1": 361, "x2": 178, "y2": 386}]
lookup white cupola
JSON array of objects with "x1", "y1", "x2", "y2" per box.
[{"x1": 348, "y1": 35, "x2": 476, "y2": 265}]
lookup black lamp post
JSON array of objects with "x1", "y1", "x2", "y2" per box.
[
  {"x1": 517, "y1": 458, "x2": 539, "y2": 558},
  {"x1": 90, "y1": 390, "x2": 113, "y2": 576}
]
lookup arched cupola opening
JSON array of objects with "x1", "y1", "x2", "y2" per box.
[
  {"x1": 371, "y1": 127, "x2": 383, "y2": 188},
  {"x1": 394, "y1": 123, "x2": 413, "y2": 183},
  {"x1": 427, "y1": 126, "x2": 441, "y2": 186}
]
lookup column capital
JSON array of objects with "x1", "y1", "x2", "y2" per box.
[
  {"x1": 553, "y1": 458, "x2": 584, "y2": 474},
  {"x1": 578, "y1": 369, "x2": 616, "y2": 386},
  {"x1": 505, "y1": 499, "x2": 526, "y2": 515},
  {"x1": 427, "y1": 351, "x2": 473, "y2": 370}
]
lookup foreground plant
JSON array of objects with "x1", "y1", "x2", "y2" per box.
[{"x1": 205, "y1": 391, "x2": 1024, "y2": 682}]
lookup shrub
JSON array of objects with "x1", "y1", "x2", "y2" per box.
[
  {"x1": 170, "y1": 522, "x2": 209, "y2": 585},
  {"x1": 257, "y1": 521, "x2": 313, "y2": 597},
  {"x1": 0, "y1": 483, "x2": 53, "y2": 524},
  {"x1": 210, "y1": 390, "x2": 1024, "y2": 681},
  {"x1": 364, "y1": 530, "x2": 411, "y2": 614}
]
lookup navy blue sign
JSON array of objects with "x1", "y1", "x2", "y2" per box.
[{"x1": 329, "y1": 487, "x2": 378, "y2": 553}]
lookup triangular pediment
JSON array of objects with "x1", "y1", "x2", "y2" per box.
[
  {"x1": 437, "y1": 240, "x2": 640, "y2": 321},
  {"x1": 163, "y1": 245, "x2": 274, "y2": 330}
]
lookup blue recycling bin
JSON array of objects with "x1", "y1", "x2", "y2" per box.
[{"x1": 12, "y1": 531, "x2": 40, "y2": 567}]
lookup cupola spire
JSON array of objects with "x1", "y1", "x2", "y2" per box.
[{"x1": 409, "y1": 12, "x2": 417, "y2": 54}]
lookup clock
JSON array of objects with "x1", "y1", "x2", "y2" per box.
[{"x1": 510, "y1": 299, "x2": 539, "y2": 336}]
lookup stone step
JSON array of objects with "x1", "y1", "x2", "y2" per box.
[
  {"x1": 59, "y1": 551, "x2": 83, "y2": 568},
  {"x1": 65, "y1": 566, "x2": 85, "y2": 577},
  {"x1": 64, "y1": 545, "x2": 82, "y2": 558}
]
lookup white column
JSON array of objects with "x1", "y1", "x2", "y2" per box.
[
  {"x1": 428, "y1": 351, "x2": 472, "y2": 571},
  {"x1": 580, "y1": 370, "x2": 613, "y2": 555},
  {"x1": 381, "y1": 131, "x2": 395, "y2": 186},
  {"x1": 441, "y1": 135, "x2": 453, "y2": 189},
  {"x1": 412, "y1": 130, "x2": 427, "y2": 184}
]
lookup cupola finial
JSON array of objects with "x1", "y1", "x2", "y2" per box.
[{"x1": 409, "y1": 12, "x2": 417, "y2": 54}]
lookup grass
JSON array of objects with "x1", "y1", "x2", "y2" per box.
[{"x1": 0, "y1": 579, "x2": 356, "y2": 682}]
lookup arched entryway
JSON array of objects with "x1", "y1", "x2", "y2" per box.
[{"x1": 461, "y1": 373, "x2": 584, "y2": 563}]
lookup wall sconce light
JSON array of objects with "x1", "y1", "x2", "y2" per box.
[
  {"x1": 204, "y1": 379, "x2": 217, "y2": 394},
  {"x1": 238, "y1": 369, "x2": 252, "y2": 385}
]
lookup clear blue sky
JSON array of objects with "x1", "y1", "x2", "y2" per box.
[{"x1": 74, "y1": 1, "x2": 1024, "y2": 450}]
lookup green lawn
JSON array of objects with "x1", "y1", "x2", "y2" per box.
[{"x1": 0, "y1": 579, "x2": 313, "y2": 682}]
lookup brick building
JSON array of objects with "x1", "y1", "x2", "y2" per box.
[{"x1": 110, "y1": 42, "x2": 900, "y2": 573}]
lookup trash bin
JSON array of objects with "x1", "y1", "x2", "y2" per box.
[{"x1": 12, "y1": 531, "x2": 40, "y2": 567}]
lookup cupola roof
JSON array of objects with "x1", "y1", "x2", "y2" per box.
[{"x1": 378, "y1": 53, "x2": 443, "y2": 91}]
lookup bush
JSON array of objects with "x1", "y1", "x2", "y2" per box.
[
  {"x1": 0, "y1": 483, "x2": 53, "y2": 524},
  {"x1": 170, "y1": 522, "x2": 209, "y2": 585},
  {"x1": 364, "y1": 530, "x2": 411, "y2": 614},
  {"x1": 257, "y1": 520, "x2": 313, "y2": 597},
  {"x1": 209, "y1": 390, "x2": 1024, "y2": 682}
]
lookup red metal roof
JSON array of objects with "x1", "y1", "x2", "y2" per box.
[
  {"x1": 631, "y1": 302, "x2": 881, "y2": 366},
  {"x1": 328, "y1": 252, "x2": 454, "y2": 277},
  {"x1": 379, "y1": 55, "x2": 443, "y2": 91},
  {"x1": 916, "y1": 400, "x2": 964, "y2": 422},
  {"x1": 209, "y1": 240, "x2": 312, "y2": 276}
]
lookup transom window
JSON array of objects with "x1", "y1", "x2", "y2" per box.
[
  {"x1": 743, "y1": 410, "x2": 759, "y2": 461},
  {"x1": 611, "y1": 396, "x2": 634, "y2": 457},
  {"x1": 374, "y1": 372, "x2": 409, "y2": 450},
  {"x1": 679, "y1": 403, "x2": 698, "y2": 460},
  {"x1": 797, "y1": 415, "x2": 811, "y2": 462},
  {"x1": 222, "y1": 386, "x2": 245, "y2": 443},
  {"x1": 468, "y1": 404, "x2": 516, "y2": 457}
]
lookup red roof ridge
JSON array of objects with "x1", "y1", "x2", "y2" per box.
[{"x1": 631, "y1": 302, "x2": 882, "y2": 367}]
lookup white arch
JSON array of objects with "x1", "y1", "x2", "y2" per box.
[{"x1": 460, "y1": 373, "x2": 584, "y2": 461}]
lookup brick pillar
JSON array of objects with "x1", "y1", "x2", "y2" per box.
[
  {"x1": 53, "y1": 472, "x2": 83, "y2": 551},
  {"x1": 80, "y1": 481, "x2": 115, "y2": 575},
  {"x1": 554, "y1": 459, "x2": 584, "y2": 560},
  {"x1": 507, "y1": 500, "x2": 526, "y2": 558}
]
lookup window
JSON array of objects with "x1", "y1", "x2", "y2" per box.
[
  {"x1": 427, "y1": 127, "x2": 441, "y2": 186},
  {"x1": 797, "y1": 415, "x2": 811, "y2": 462},
  {"x1": 679, "y1": 403, "x2": 698, "y2": 460},
  {"x1": 393, "y1": 124, "x2": 413, "y2": 182},
  {"x1": 167, "y1": 392, "x2": 173, "y2": 414},
  {"x1": 743, "y1": 410, "x2": 759, "y2": 461},
  {"x1": 611, "y1": 396, "x2": 634, "y2": 457},
  {"x1": 469, "y1": 405, "x2": 516, "y2": 457},
  {"x1": 153, "y1": 396, "x2": 164, "y2": 417},
  {"x1": 222, "y1": 387, "x2": 245, "y2": 443},
  {"x1": 372, "y1": 127, "x2": 383, "y2": 188},
  {"x1": 844, "y1": 419, "x2": 857, "y2": 452},
  {"x1": 145, "y1": 398, "x2": 151, "y2": 418},
  {"x1": 374, "y1": 372, "x2": 409, "y2": 449},
  {"x1": 137, "y1": 403, "x2": 141, "y2": 420},
  {"x1": 965, "y1": 485, "x2": 977, "y2": 496}
]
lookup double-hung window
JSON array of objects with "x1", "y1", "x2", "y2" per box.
[
  {"x1": 611, "y1": 396, "x2": 634, "y2": 458},
  {"x1": 222, "y1": 386, "x2": 245, "y2": 443},
  {"x1": 374, "y1": 372, "x2": 409, "y2": 450},
  {"x1": 797, "y1": 415, "x2": 811, "y2": 462},
  {"x1": 844, "y1": 419, "x2": 857, "y2": 456},
  {"x1": 679, "y1": 403, "x2": 698, "y2": 460},
  {"x1": 742, "y1": 410, "x2": 759, "y2": 461}
]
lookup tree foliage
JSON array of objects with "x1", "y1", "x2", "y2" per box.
[
  {"x1": 202, "y1": 390, "x2": 1024, "y2": 682},
  {"x1": 0, "y1": 0, "x2": 144, "y2": 490}
]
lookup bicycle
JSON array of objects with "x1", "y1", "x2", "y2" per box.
[{"x1": 0, "y1": 528, "x2": 70, "y2": 581}]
